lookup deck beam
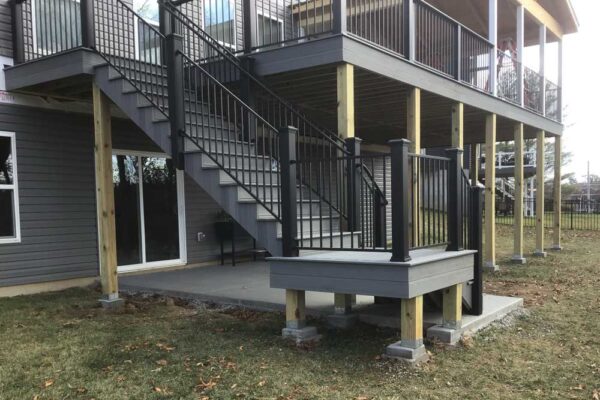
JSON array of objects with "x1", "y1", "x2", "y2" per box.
[
  {"x1": 512, "y1": 123, "x2": 526, "y2": 264},
  {"x1": 484, "y1": 114, "x2": 498, "y2": 271},
  {"x1": 534, "y1": 131, "x2": 547, "y2": 257},
  {"x1": 93, "y1": 81, "x2": 122, "y2": 308}
]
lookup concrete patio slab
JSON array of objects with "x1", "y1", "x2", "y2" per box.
[{"x1": 120, "y1": 261, "x2": 524, "y2": 340}]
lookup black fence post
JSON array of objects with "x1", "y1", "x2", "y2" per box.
[
  {"x1": 166, "y1": 33, "x2": 185, "y2": 170},
  {"x1": 280, "y1": 126, "x2": 299, "y2": 257},
  {"x1": 446, "y1": 148, "x2": 464, "y2": 251},
  {"x1": 243, "y1": 0, "x2": 257, "y2": 53},
  {"x1": 333, "y1": 0, "x2": 347, "y2": 34},
  {"x1": 389, "y1": 139, "x2": 411, "y2": 262},
  {"x1": 80, "y1": 0, "x2": 95, "y2": 49},
  {"x1": 346, "y1": 137, "x2": 362, "y2": 232},
  {"x1": 469, "y1": 186, "x2": 484, "y2": 315}
]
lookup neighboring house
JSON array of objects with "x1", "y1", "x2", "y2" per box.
[{"x1": 0, "y1": 0, "x2": 577, "y2": 360}]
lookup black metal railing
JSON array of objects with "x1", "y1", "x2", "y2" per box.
[
  {"x1": 496, "y1": 50, "x2": 520, "y2": 105},
  {"x1": 94, "y1": 0, "x2": 169, "y2": 115},
  {"x1": 347, "y1": 0, "x2": 405, "y2": 56},
  {"x1": 460, "y1": 28, "x2": 493, "y2": 93},
  {"x1": 496, "y1": 198, "x2": 600, "y2": 231},
  {"x1": 524, "y1": 65, "x2": 543, "y2": 114},
  {"x1": 242, "y1": 0, "x2": 334, "y2": 52},
  {"x1": 545, "y1": 79, "x2": 561, "y2": 121}
]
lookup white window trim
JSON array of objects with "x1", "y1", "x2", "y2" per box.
[
  {"x1": 0, "y1": 131, "x2": 21, "y2": 244},
  {"x1": 112, "y1": 149, "x2": 187, "y2": 274},
  {"x1": 256, "y1": 9, "x2": 285, "y2": 47},
  {"x1": 133, "y1": 16, "x2": 161, "y2": 63}
]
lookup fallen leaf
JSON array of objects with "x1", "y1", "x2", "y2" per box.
[
  {"x1": 257, "y1": 380, "x2": 267, "y2": 387},
  {"x1": 156, "y1": 359, "x2": 168, "y2": 366},
  {"x1": 43, "y1": 379, "x2": 54, "y2": 388}
]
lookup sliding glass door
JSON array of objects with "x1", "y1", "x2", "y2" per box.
[{"x1": 112, "y1": 152, "x2": 186, "y2": 272}]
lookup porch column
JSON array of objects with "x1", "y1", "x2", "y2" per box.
[
  {"x1": 484, "y1": 114, "x2": 498, "y2": 270},
  {"x1": 539, "y1": 25, "x2": 547, "y2": 115},
  {"x1": 93, "y1": 82, "x2": 122, "y2": 308},
  {"x1": 488, "y1": 0, "x2": 498, "y2": 96},
  {"x1": 534, "y1": 131, "x2": 547, "y2": 257},
  {"x1": 516, "y1": 5, "x2": 525, "y2": 107},
  {"x1": 408, "y1": 87, "x2": 421, "y2": 246},
  {"x1": 385, "y1": 296, "x2": 428, "y2": 363},
  {"x1": 471, "y1": 143, "x2": 480, "y2": 186},
  {"x1": 512, "y1": 123, "x2": 526, "y2": 264},
  {"x1": 337, "y1": 63, "x2": 355, "y2": 139},
  {"x1": 558, "y1": 39, "x2": 564, "y2": 121},
  {"x1": 451, "y1": 102, "x2": 464, "y2": 166},
  {"x1": 552, "y1": 135, "x2": 562, "y2": 250},
  {"x1": 282, "y1": 289, "x2": 319, "y2": 342}
]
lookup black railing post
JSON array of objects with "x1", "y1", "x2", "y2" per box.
[
  {"x1": 243, "y1": 0, "x2": 257, "y2": 53},
  {"x1": 280, "y1": 126, "x2": 299, "y2": 257},
  {"x1": 455, "y1": 25, "x2": 462, "y2": 81},
  {"x1": 166, "y1": 33, "x2": 185, "y2": 170},
  {"x1": 240, "y1": 57, "x2": 256, "y2": 142},
  {"x1": 469, "y1": 186, "x2": 484, "y2": 315},
  {"x1": 346, "y1": 137, "x2": 361, "y2": 232},
  {"x1": 390, "y1": 139, "x2": 411, "y2": 262},
  {"x1": 373, "y1": 190, "x2": 386, "y2": 248},
  {"x1": 446, "y1": 148, "x2": 464, "y2": 251},
  {"x1": 333, "y1": 0, "x2": 347, "y2": 34},
  {"x1": 80, "y1": 0, "x2": 95, "y2": 49},
  {"x1": 12, "y1": 0, "x2": 25, "y2": 64}
]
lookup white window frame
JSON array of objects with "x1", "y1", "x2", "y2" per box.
[
  {"x1": 112, "y1": 149, "x2": 187, "y2": 274},
  {"x1": 256, "y1": 9, "x2": 284, "y2": 47},
  {"x1": 202, "y1": 0, "x2": 238, "y2": 50},
  {"x1": 0, "y1": 131, "x2": 21, "y2": 244}
]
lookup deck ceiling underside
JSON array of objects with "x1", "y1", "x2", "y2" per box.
[{"x1": 265, "y1": 66, "x2": 545, "y2": 148}]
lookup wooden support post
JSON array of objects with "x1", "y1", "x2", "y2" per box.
[
  {"x1": 285, "y1": 289, "x2": 306, "y2": 329},
  {"x1": 470, "y1": 143, "x2": 480, "y2": 186},
  {"x1": 451, "y1": 103, "x2": 464, "y2": 166},
  {"x1": 552, "y1": 135, "x2": 562, "y2": 250},
  {"x1": 408, "y1": 87, "x2": 421, "y2": 246},
  {"x1": 443, "y1": 284, "x2": 463, "y2": 329},
  {"x1": 337, "y1": 63, "x2": 355, "y2": 139},
  {"x1": 512, "y1": 123, "x2": 526, "y2": 264},
  {"x1": 401, "y1": 296, "x2": 423, "y2": 349},
  {"x1": 484, "y1": 114, "x2": 498, "y2": 270},
  {"x1": 534, "y1": 131, "x2": 547, "y2": 257},
  {"x1": 93, "y1": 82, "x2": 120, "y2": 305}
]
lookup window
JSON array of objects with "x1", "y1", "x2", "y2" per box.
[
  {"x1": 134, "y1": 0, "x2": 161, "y2": 63},
  {"x1": 204, "y1": 0, "x2": 236, "y2": 49},
  {"x1": 33, "y1": 0, "x2": 81, "y2": 55},
  {"x1": 257, "y1": 11, "x2": 284, "y2": 47},
  {"x1": 0, "y1": 132, "x2": 20, "y2": 244}
]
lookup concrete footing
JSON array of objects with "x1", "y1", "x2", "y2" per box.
[
  {"x1": 327, "y1": 313, "x2": 358, "y2": 329},
  {"x1": 385, "y1": 341, "x2": 429, "y2": 364},
  {"x1": 484, "y1": 261, "x2": 499, "y2": 271},
  {"x1": 511, "y1": 256, "x2": 527, "y2": 265},
  {"x1": 426, "y1": 325, "x2": 462, "y2": 345},
  {"x1": 533, "y1": 250, "x2": 548, "y2": 258},
  {"x1": 550, "y1": 245, "x2": 563, "y2": 251},
  {"x1": 282, "y1": 326, "x2": 321, "y2": 344},
  {"x1": 99, "y1": 296, "x2": 125, "y2": 310}
]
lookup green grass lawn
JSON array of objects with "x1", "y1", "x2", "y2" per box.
[{"x1": 1, "y1": 228, "x2": 599, "y2": 400}]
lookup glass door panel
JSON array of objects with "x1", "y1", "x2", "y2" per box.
[
  {"x1": 113, "y1": 155, "x2": 143, "y2": 266},
  {"x1": 142, "y1": 157, "x2": 180, "y2": 262}
]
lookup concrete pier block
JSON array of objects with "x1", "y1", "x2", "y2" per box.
[
  {"x1": 511, "y1": 256, "x2": 527, "y2": 265},
  {"x1": 327, "y1": 313, "x2": 358, "y2": 329},
  {"x1": 426, "y1": 325, "x2": 462, "y2": 345},
  {"x1": 384, "y1": 341, "x2": 428, "y2": 364},
  {"x1": 282, "y1": 326, "x2": 321, "y2": 344}
]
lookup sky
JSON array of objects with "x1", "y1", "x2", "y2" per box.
[{"x1": 560, "y1": 0, "x2": 600, "y2": 181}]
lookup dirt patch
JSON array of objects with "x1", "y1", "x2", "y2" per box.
[{"x1": 483, "y1": 280, "x2": 560, "y2": 307}]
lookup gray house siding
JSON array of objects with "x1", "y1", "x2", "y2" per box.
[{"x1": 0, "y1": 102, "x2": 252, "y2": 289}]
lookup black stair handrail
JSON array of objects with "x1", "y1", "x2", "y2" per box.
[{"x1": 160, "y1": 0, "x2": 347, "y2": 153}]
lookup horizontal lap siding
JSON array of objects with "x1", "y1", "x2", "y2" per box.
[{"x1": 0, "y1": 105, "x2": 98, "y2": 287}]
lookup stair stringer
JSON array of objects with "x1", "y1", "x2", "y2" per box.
[{"x1": 93, "y1": 64, "x2": 284, "y2": 257}]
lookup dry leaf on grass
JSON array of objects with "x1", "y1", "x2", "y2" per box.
[{"x1": 42, "y1": 379, "x2": 54, "y2": 388}]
